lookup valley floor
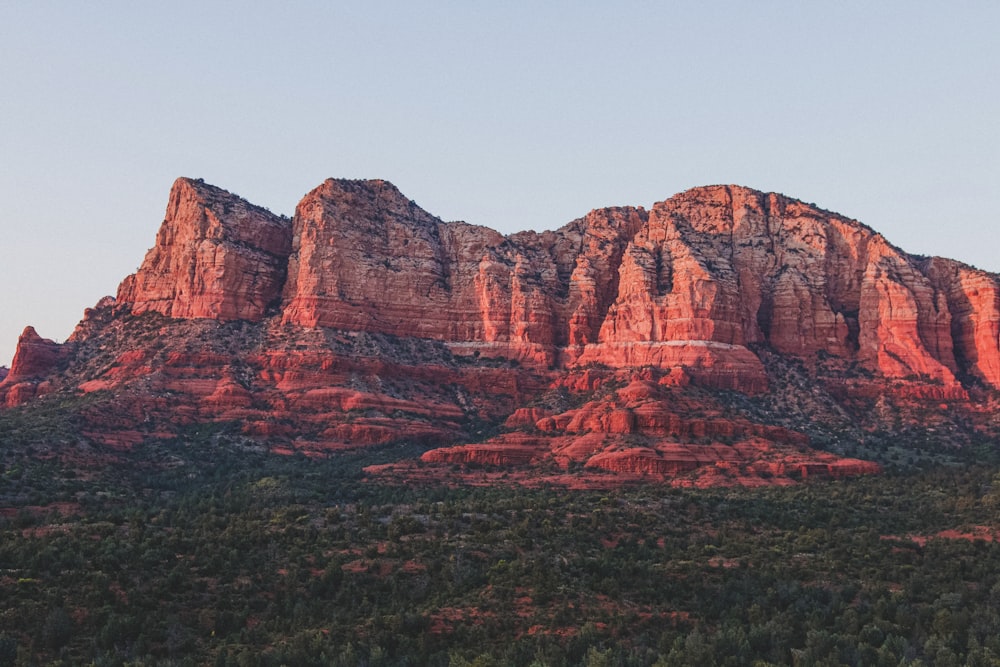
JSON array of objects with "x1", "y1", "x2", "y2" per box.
[{"x1": 2, "y1": 429, "x2": 1000, "y2": 666}]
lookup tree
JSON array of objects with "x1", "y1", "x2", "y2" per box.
[
  {"x1": 0, "y1": 635, "x2": 17, "y2": 667},
  {"x1": 41, "y1": 607, "x2": 72, "y2": 650}
]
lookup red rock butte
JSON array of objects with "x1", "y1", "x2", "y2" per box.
[{"x1": 5, "y1": 176, "x2": 1000, "y2": 485}]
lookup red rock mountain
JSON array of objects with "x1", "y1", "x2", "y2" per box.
[
  {"x1": 117, "y1": 178, "x2": 292, "y2": 321},
  {"x1": 5, "y1": 176, "x2": 1000, "y2": 485}
]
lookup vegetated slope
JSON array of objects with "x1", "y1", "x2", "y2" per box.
[
  {"x1": 3, "y1": 432, "x2": 1000, "y2": 666},
  {"x1": 5, "y1": 177, "x2": 1000, "y2": 484}
]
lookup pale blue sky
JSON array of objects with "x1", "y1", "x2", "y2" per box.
[{"x1": 1, "y1": 2, "x2": 998, "y2": 366}]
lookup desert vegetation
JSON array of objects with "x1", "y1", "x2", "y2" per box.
[{"x1": 3, "y1": 411, "x2": 1000, "y2": 666}]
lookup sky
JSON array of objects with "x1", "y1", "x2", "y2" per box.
[{"x1": 1, "y1": 2, "x2": 998, "y2": 367}]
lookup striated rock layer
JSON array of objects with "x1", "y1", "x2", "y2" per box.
[
  {"x1": 108, "y1": 179, "x2": 1000, "y2": 393},
  {"x1": 5, "y1": 177, "x2": 1000, "y2": 484},
  {"x1": 418, "y1": 369, "x2": 881, "y2": 486},
  {"x1": 0, "y1": 327, "x2": 68, "y2": 407},
  {"x1": 57, "y1": 177, "x2": 998, "y2": 395},
  {"x1": 117, "y1": 178, "x2": 292, "y2": 322}
]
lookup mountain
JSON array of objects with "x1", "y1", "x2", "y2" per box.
[{"x1": 5, "y1": 177, "x2": 1000, "y2": 485}]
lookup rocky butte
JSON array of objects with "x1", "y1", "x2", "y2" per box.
[{"x1": 5, "y1": 176, "x2": 1000, "y2": 486}]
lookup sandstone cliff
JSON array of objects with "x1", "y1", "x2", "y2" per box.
[
  {"x1": 5, "y1": 177, "x2": 999, "y2": 485},
  {"x1": 0, "y1": 326, "x2": 67, "y2": 406},
  {"x1": 110, "y1": 179, "x2": 1000, "y2": 394},
  {"x1": 280, "y1": 178, "x2": 648, "y2": 367},
  {"x1": 116, "y1": 178, "x2": 292, "y2": 321}
]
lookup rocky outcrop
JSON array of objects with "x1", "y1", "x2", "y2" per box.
[
  {"x1": 421, "y1": 444, "x2": 541, "y2": 467},
  {"x1": 105, "y1": 178, "x2": 1000, "y2": 396},
  {"x1": 5, "y1": 327, "x2": 63, "y2": 382},
  {"x1": 417, "y1": 370, "x2": 880, "y2": 485},
  {"x1": 281, "y1": 179, "x2": 647, "y2": 366},
  {"x1": 923, "y1": 257, "x2": 1000, "y2": 388},
  {"x1": 117, "y1": 178, "x2": 292, "y2": 321},
  {"x1": 569, "y1": 187, "x2": 969, "y2": 394},
  {"x1": 0, "y1": 327, "x2": 67, "y2": 406},
  {"x1": 10, "y1": 176, "x2": 1000, "y2": 486},
  {"x1": 858, "y1": 239, "x2": 958, "y2": 388},
  {"x1": 282, "y1": 179, "x2": 503, "y2": 340}
]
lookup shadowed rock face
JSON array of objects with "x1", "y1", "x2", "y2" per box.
[{"x1": 5, "y1": 177, "x2": 1000, "y2": 484}]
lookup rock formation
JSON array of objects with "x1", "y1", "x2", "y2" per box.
[
  {"x1": 0, "y1": 326, "x2": 68, "y2": 406},
  {"x1": 418, "y1": 370, "x2": 881, "y2": 486},
  {"x1": 5, "y1": 176, "x2": 1000, "y2": 485},
  {"x1": 117, "y1": 178, "x2": 292, "y2": 322},
  {"x1": 922, "y1": 257, "x2": 1000, "y2": 388},
  {"x1": 109, "y1": 179, "x2": 1000, "y2": 393}
]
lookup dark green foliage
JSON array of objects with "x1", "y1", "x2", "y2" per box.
[
  {"x1": 5, "y1": 419, "x2": 1000, "y2": 665},
  {"x1": 41, "y1": 608, "x2": 72, "y2": 650},
  {"x1": 0, "y1": 635, "x2": 17, "y2": 667}
]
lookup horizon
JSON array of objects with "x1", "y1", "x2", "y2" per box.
[{"x1": 2, "y1": 2, "x2": 999, "y2": 366}]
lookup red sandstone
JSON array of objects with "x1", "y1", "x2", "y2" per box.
[{"x1": 6, "y1": 177, "x2": 997, "y2": 486}]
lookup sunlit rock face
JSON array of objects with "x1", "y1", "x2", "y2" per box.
[
  {"x1": 6, "y1": 176, "x2": 1000, "y2": 486},
  {"x1": 0, "y1": 327, "x2": 67, "y2": 406},
  {"x1": 279, "y1": 178, "x2": 647, "y2": 367},
  {"x1": 117, "y1": 177, "x2": 292, "y2": 322},
  {"x1": 419, "y1": 371, "x2": 881, "y2": 484},
  {"x1": 109, "y1": 178, "x2": 1000, "y2": 393}
]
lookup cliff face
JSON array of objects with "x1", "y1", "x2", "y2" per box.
[
  {"x1": 281, "y1": 179, "x2": 505, "y2": 341},
  {"x1": 575, "y1": 187, "x2": 965, "y2": 393},
  {"x1": 5, "y1": 177, "x2": 999, "y2": 486},
  {"x1": 280, "y1": 179, "x2": 647, "y2": 366},
  {"x1": 110, "y1": 179, "x2": 999, "y2": 393},
  {"x1": 0, "y1": 327, "x2": 66, "y2": 406},
  {"x1": 923, "y1": 257, "x2": 1000, "y2": 388},
  {"x1": 116, "y1": 178, "x2": 292, "y2": 322}
]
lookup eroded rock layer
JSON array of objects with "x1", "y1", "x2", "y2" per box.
[
  {"x1": 117, "y1": 178, "x2": 292, "y2": 322},
  {"x1": 417, "y1": 368, "x2": 880, "y2": 486},
  {"x1": 108, "y1": 179, "x2": 1000, "y2": 392},
  {"x1": 4, "y1": 177, "x2": 1000, "y2": 485},
  {"x1": 0, "y1": 327, "x2": 67, "y2": 406}
]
